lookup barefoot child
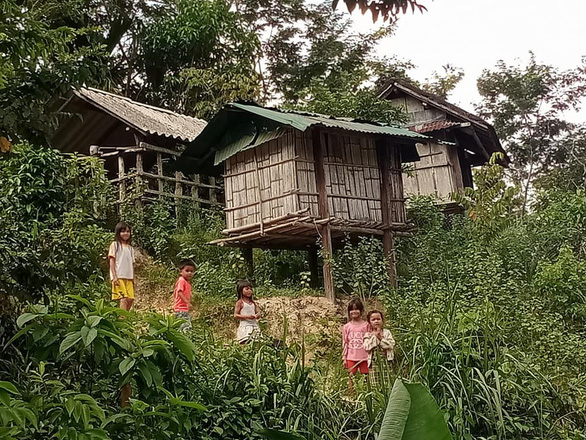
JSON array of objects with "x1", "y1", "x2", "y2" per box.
[
  {"x1": 234, "y1": 280, "x2": 260, "y2": 344},
  {"x1": 174, "y1": 259, "x2": 196, "y2": 332},
  {"x1": 363, "y1": 310, "x2": 395, "y2": 388},
  {"x1": 342, "y1": 298, "x2": 370, "y2": 388},
  {"x1": 108, "y1": 222, "x2": 135, "y2": 311}
]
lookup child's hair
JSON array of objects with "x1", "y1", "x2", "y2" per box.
[
  {"x1": 236, "y1": 279, "x2": 253, "y2": 299},
  {"x1": 114, "y1": 221, "x2": 132, "y2": 245},
  {"x1": 179, "y1": 259, "x2": 196, "y2": 270},
  {"x1": 347, "y1": 298, "x2": 364, "y2": 317},
  {"x1": 367, "y1": 310, "x2": 384, "y2": 323}
]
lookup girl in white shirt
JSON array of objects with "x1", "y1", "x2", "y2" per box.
[{"x1": 108, "y1": 221, "x2": 135, "y2": 311}]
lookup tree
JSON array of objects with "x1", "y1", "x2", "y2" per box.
[
  {"x1": 421, "y1": 64, "x2": 464, "y2": 99},
  {"x1": 476, "y1": 54, "x2": 586, "y2": 212},
  {"x1": 0, "y1": 0, "x2": 109, "y2": 143},
  {"x1": 334, "y1": 0, "x2": 428, "y2": 23},
  {"x1": 137, "y1": 0, "x2": 261, "y2": 119}
]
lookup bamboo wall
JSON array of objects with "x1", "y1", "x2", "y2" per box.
[
  {"x1": 224, "y1": 129, "x2": 299, "y2": 228},
  {"x1": 403, "y1": 141, "x2": 464, "y2": 199},
  {"x1": 224, "y1": 128, "x2": 408, "y2": 230}
]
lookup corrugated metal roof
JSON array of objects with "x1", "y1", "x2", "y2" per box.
[
  {"x1": 74, "y1": 88, "x2": 207, "y2": 142},
  {"x1": 214, "y1": 127, "x2": 284, "y2": 165},
  {"x1": 231, "y1": 103, "x2": 429, "y2": 140},
  {"x1": 408, "y1": 120, "x2": 461, "y2": 133},
  {"x1": 178, "y1": 102, "x2": 428, "y2": 175}
]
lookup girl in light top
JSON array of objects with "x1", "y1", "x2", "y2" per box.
[
  {"x1": 108, "y1": 221, "x2": 135, "y2": 311},
  {"x1": 234, "y1": 280, "x2": 261, "y2": 344},
  {"x1": 342, "y1": 298, "x2": 370, "y2": 376},
  {"x1": 363, "y1": 310, "x2": 396, "y2": 388}
]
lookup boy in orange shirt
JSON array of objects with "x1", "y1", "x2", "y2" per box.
[{"x1": 174, "y1": 259, "x2": 196, "y2": 332}]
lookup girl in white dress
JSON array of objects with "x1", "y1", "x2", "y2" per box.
[{"x1": 234, "y1": 280, "x2": 261, "y2": 344}]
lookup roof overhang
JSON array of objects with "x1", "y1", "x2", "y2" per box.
[{"x1": 178, "y1": 103, "x2": 430, "y2": 175}]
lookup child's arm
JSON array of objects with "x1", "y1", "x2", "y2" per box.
[
  {"x1": 234, "y1": 301, "x2": 255, "y2": 320},
  {"x1": 380, "y1": 329, "x2": 396, "y2": 350},
  {"x1": 109, "y1": 257, "x2": 119, "y2": 286},
  {"x1": 342, "y1": 325, "x2": 349, "y2": 363},
  {"x1": 176, "y1": 288, "x2": 189, "y2": 307},
  {"x1": 108, "y1": 242, "x2": 119, "y2": 285},
  {"x1": 363, "y1": 332, "x2": 379, "y2": 352},
  {"x1": 380, "y1": 329, "x2": 396, "y2": 361},
  {"x1": 254, "y1": 302, "x2": 260, "y2": 320}
]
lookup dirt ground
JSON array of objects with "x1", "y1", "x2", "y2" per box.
[{"x1": 132, "y1": 249, "x2": 384, "y2": 351}]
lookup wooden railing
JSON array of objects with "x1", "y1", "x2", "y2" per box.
[{"x1": 96, "y1": 142, "x2": 222, "y2": 207}]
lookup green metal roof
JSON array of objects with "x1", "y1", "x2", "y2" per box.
[
  {"x1": 230, "y1": 103, "x2": 429, "y2": 140},
  {"x1": 178, "y1": 103, "x2": 428, "y2": 175}
]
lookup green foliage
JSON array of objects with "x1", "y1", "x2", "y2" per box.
[
  {"x1": 332, "y1": 237, "x2": 391, "y2": 298},
  {"x1": 0, "y1": 143, "x2": 113, "y2": 301},
  {"x1": 139, "y1": 0, "x2": 261, "y2": 119},
  {"x1": 387, "y1": 194, "x2": 586, "y2": 439},
  {"x1": 420, "y1": 64, "x2": 464, "y2": 99},
  {"x1": 335, "y1": 0, "x2": 428, "y2": 23},
  {"x1": 453, "y1": 153, "x2": 521, "y2": 239},
  {"x1": 477, "y1": 54, "x2": 586, "y2": 205},
  {"x1": 0, "y1": 0, "x2": 109, "y2": 142},
  {"x1": 378, "y1": 380, "x2": 452, "y2": 440},
  {"x1": 2, "y1": 293, "x2": 383, "y2": 439}
]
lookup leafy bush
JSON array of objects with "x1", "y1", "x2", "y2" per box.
[{"x1": 0, "y1": 143, "x2": 113, "y2": 302}]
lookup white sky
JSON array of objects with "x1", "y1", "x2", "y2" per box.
[{"x1": 343, "y1": 0, "x2": 586, "y2": 122}]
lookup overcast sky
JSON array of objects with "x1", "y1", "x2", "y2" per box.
[{"x1": 344, "y1": 0, "x2": 586, "y2": 121}]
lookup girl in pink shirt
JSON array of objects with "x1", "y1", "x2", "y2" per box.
[{"x1": 342, "y1": 298, "x2": 369, "y2": 377}]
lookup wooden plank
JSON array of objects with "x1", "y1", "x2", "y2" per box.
[
  {"x1": 138, "y1": 142, "x2": 181, "y2": 157},
  {"x1": 156, "y1": 153, "x2": 164, "y2": 196},
  {"x1": 142, "y1": 189, "x2": 221, "y2": 205},
  {"x1": 118, "y1": 156, "x2": 126, "y2": 203}
]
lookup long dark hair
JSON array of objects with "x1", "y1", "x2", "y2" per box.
[
  {"x1": 347, "y1": 298, "x2": 364, "y2": 318},
  {"x1": 236, "y1": 279, "x2": 253, "y2": 300},
  {"x1": 114, "y1": 221, "x2": 132, "y2": 247}
]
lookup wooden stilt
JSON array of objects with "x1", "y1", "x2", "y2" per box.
[
  {"x1": 377, "y1": 140, "x2": 399, "y2": 289},
  {"x1": 382, "y1": 230, "x2": 397, "y2": 289},
  {"x1": 321, "y1": 225, "x2": 335, "y2": 301},
  {"x1": 308, "y1": 248, "x2": 319, "y2": 288},
  {"x1": 242, "y1": 247, "x2": 254, "y2": 280},
  {"x1": 313, "y1": 129, "x2": 335, "y2": 302}
]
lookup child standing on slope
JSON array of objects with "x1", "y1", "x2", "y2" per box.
[
  {"x1": 342, "y1": 298, "x2": 370, "y2": 389},
  {"x1": 363, "y1": 310, "x2": 395, "y2": 388},
  {"x1": 108, "y1": 222, "x2": 135, "y2": 311},
  {"x1": 173, "y1": 259, "x2": 196, "y2": 332},
  {"x1": 234, "y1": 280, "x2": 261, "y2": 344}
]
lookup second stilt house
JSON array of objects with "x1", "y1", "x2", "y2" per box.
[{"x1": 178, "y1": 103, "x2": 429, "y2": 300}]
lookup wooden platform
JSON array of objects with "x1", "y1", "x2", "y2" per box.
[{"x1": 210, "y1": 210, "x2": 414, "y2": 249}]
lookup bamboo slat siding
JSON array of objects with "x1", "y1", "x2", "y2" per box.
[
  {"x1": 224, "y1": 128, "x2": 408, "y2": 230},
  {"x1": 225, "y1": 129, "x2": 298, "y2": 228},
  {"x1": 403, "y1": 141, "x2": 464, "y2": 199}
]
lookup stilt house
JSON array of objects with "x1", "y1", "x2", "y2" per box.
[
  {"x1": 178, "y1": 103, "x2": 429, "y2": 300},
  {"x1": 51, "y1": 87, "x2": 221, "y2": 207},
  {"x1": 378, "y1": 79, "x2": 508, "y2": 207}
]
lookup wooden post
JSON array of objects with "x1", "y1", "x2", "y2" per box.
[
  {"x1": 135, "y1": 153, "x2": 144, "y2": 209},
  {"x1": 313, "y1": 129, "x2": 335, "y2": 302},
  {"x1": 156, "y1": 153, "x2": 164, "y2": 198},
  {"x1": 376, "y1": 140, "x2": 398, "y2": 289},
  {"x1": 242, "y1": 247, "x2": 254, "y2": 279},
  {"x1": 118, "y1": 155, "x2": 126, "y2": 204},
  {"x1": 175, "y1": 171, "x2": 183, "y2": 216},
  {"x1": 308, "y1": 247, "x2": 319, "y2": 288},
  {"x1": 192, "y1": 174, "x2": 200, "y2": 210},
  {"x1": 210, "y1": 176, "x2": 217, "y2": 204}
]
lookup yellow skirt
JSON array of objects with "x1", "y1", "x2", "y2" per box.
[{"x1": 111, "y1": 279, "x2": 134, "y2": 300}]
